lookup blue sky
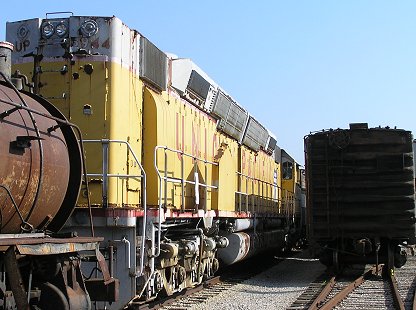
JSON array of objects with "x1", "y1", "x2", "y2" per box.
[{"x1": 2, "y1": 1, "x2": 415, "y2": 164}]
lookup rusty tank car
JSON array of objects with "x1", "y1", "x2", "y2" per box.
[
  {"x1": 305, "y1": 123, "x2": 415, "y2": 271},
  {"x1": 0, "y1": 41, "x2": 117, "y2": 310}
]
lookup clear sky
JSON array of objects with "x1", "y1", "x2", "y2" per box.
[{"x1": 2, "y1": 1, "x2": 415, "y2": 164}]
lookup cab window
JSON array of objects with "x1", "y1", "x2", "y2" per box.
[{"x1": 282, "y1": 162, "x2": 293, "y2": 180}]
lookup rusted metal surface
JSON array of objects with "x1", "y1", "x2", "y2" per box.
[
  {"x1": 307, "y1": 276, "x2": 336, "y2": 310},
  {"x1": 85, "y1": 278, "x2": 119, "y2": 302},
  {"x1": 37, "y1": 258, "x2": 91, "y2": 309},
  {"x1": 389, "y1": 272, "x2": 406, "y2": 310},
  {"x1": 4, "y1": 246, "x2": 29, "y2": 310},
  {"x1": 95, "y1": 247, "x2": 112, "y2": 283},
  {"x1": 64, "y1": 260, "x2": 92, "y2": 310},
  {"x1": 316, "y1": 265, "x2": 380, "y2": 310},
  {"x1": 0, "y1": 235, "x2": 102, "y2": 255},
  {"x1": 16, "y1": 241, "x2": 98, "y2": 255},
  {"x1": 0, "y1": 82, "x2": 82, "y2": 233},
  {"x1": 0, "y1": 236, "x2": 103, "y2": 245}
]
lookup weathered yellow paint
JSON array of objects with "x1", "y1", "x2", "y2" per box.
[
  {"x1": 13, "y1": 59, "x2": 283, "y2": 215},
  {"x1": 143, "y1": 88, "x2": 238, "y2": 211},
  {"x1": 13, "y1": 59, "x2": 143, "y2": 208},
  {"x1": 211, "y1": 135, "x2": 238, "y2": 211},
  {"x1": 237, "y1": 146, "x2": 280, "y2": 213}
]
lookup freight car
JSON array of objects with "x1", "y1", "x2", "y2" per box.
[
  {"x1": 6, "y1": 14, "x2": 304, "y2": 308},
  {"x1": 305, "y1": 123, "x2": 415, "y2": 272},
  {"x1": 0, "y1": 42, "x2": 117, "y2": 309}
]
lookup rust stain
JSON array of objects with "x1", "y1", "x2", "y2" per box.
[
  {"x1": 102, "y1": 38, "x2": 110, "y2": 49},
  {"x1": 91, "y1": 38, "x2": 99, "y2": 49}
]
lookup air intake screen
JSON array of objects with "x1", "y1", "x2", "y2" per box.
[
  {"x1": 140, "y1": 36, "x2": 167, "y2": 90},
  {"x1": 212, "y1": 90, "x2": 248, "y2": 141},
  {"x1": 267, "y1": 136, "x2": 277, "y2": 154},
  {"x1": 242, "y1": 117, "x2": 268, "y2": 151},
  {"x1": 274, "y1": 146, "x2": 282, "y2": 163},
  {"x1": 188, "y1": 70, "x2": 210, "y2": 99}
]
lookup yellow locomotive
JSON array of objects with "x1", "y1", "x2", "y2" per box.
[{"x1": 6, "y1": 14, "x2": 304, "y2": 308}]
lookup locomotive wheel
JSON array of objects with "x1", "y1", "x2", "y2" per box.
[
  {"x1": 38, "y1": 282, "x2": 69, "y2": 310},
  {"x1": 33, "y1": 256, "x2": 61, "y2": 281}
]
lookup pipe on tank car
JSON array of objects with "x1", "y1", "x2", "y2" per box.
[
  {"x1": 114, "y1": 237, "x2": 131, "y2": 269},
  {"x1": 0, "y1": 185, "x2": 33, "y2": 231}
]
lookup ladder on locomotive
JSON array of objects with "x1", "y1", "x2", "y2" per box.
[{"x1": 83, "y1": 139, "x2": 147, "y2": 276}]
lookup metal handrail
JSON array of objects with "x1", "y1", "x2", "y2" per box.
[
  {"x1": 282, "y1": 189, "x2": 297, "y2": 221},
  {"x1": 153, "y1": 145, "x2": 218, "y2": 257},
  {"x1": 235, "y1": 171, "x2": 282, "y2": 213},
  {"x1": 82, "y1": 139, "x2": 147, "y2": 276},
  {"x1": 0, "y1": 185, "x2": 34, "y2": 232}
]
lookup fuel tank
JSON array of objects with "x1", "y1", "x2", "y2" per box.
[
  {"x1": 0, "y1": 80, "x2": 82, "y2": 233},
  {"x1": 217, "y1": 229, "x2": 286, "y2": 265}
]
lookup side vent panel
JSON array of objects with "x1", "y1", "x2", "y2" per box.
[
  {"x1": 188, "y1": 70, "x2": 210, "y2": 100},
  {"x1": 242, "y1": 117, "x2": 268, "y2": 152},
  {"x1": 140, "y1": 36, "x2": 167, "y2": 90},
  {"x1": 211, "y1": 90, "x2": 248, "y2": 142},
  {"x1": 266, "y1": 136, "x2": 277, "y2": 154},
  {"x1": 275, "y1": 145, "x2": 282, "y2": 164}
]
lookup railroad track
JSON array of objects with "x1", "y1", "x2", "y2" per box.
[
  {"x1": 288, "y1": 254, "x2": 416, "y2": 310},
  {"x1": 130, "y1": 250, "x2": 292, "y2": 309}
]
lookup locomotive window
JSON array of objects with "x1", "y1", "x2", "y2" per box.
[{"x1": 282, "y1": 162, "x2": 293, "y2": 179}]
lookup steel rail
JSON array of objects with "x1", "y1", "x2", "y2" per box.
[
  {"x1": 308, "y1": 276, "x2": 336, "y2": 310},
  {"x1": 389, "y1": 272, "x2": 405, "y2": 310},
  {"x1": 130, "y1": 276, "x2": 221, "y2": 309},
  {"x1": 413, "y1": 286, "x2": 416, "y2": 310},
  {"x1": 309, "y1": 265, "x2": 380, "y2": 310}
]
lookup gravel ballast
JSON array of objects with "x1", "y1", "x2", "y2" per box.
[{"x1": 191, "y1": 251, "x2": 325, "y2": 310}]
